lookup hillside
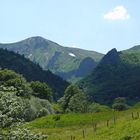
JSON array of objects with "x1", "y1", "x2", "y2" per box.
[
  {"x1": 79, "y1": 46, "x2": 140, "y2": 105},
  {"x1": 0, "y1": 48, "x2": 69, "y2": 99},
  {"x1": 24, "y1": 105, "x2": 140, "y2": 140},
  {"x1": 0, "y1": 36, "x2": 104, "y2": 82}
]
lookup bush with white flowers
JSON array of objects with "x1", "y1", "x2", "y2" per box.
[{"x1": 0, "y1": 128, "x2": 48, "y2": 140}]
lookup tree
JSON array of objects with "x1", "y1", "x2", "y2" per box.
[
  {"x1": 59, "y1": 85, "x2": 88, "y2": 112},
  {"x1": 0, "y1": 70, "x2": 54, "y2": 127},
  {"x1": 0, "y1": 86, "x2": 28, "y2": 127},
  {"x1": 68, "y1": 92, "x2": 88, "y2": 113},
  {"x1": 112, "y1": 97, "x2": 129, "y2": 111},
  {"x1": 30, "y1": 81, "x2": 53, "y2": 102},
  {"x1": 0, "y1": 69, "x2": 32, "y2": 97}
]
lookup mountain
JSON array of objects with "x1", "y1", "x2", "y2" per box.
[
  {"x1": 56, "y1": 57, "x2": 97, "y2": 82},
  {"x1": 0, "y1": 36, "x2": 104, "y2": 82},
  {"x1": 79, "y1": 46, "x2": 140, "y2": 105},
  {"x1": 0, "y1": 48, "x2": 69, "y2": 100}
]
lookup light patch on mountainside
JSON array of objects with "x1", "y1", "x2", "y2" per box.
[
  {"x1": 28, "y1": 54, "x2": 32, "y2": 58},
  {"x1": 69, "y1": 53, "x2": 76, "y2": 57}
]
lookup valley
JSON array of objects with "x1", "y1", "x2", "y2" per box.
[{"x1": 0, "y1": 38, "x2": 140, "y2": 139}]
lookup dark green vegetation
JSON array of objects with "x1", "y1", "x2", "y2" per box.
[
  {"x1": 0, "y1": 48, "x2": 69, "y2": 99},
  {"x1": 0, "y1": 69, "x2": 54, "y2": 123},
  {"x1": 58, "y1": 85, "x2": 111, "y2": 113},
  {"x1": 0, "y1": 69, "x2": 55, "y2": 139},
  {"x1": 31, "y1": 81, "x2": 53, "y2": 102},
  {"x1": 0, "y1": 36, "x2": 104, "y2": 82},
  {"x1": 79, "y1": 47, "x2": 140, "y2": 105},
  {"x1": 112, "y1": 97, "x2": 129, "y2": 111},
  {"x1": 1, "y1": 42, "x2": 140, "y2": 139}
]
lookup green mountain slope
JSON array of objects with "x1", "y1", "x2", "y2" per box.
[
  {"x1": 0, "y1": 36, "x2": 104, "y2": 81},
  {"x1": 25, "y1": 106, "x2": 140, "y2": 140},
  {"x1": 79, "y1": 47, "x2": 140, "y2": 105},
  {"x1": 0, "y1": 48, "x2": 69, "y2": 99}
]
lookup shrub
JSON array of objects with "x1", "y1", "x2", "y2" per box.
[
  {"x1": 0, "y1": 90, "x2": 28, "y2": 128},
  {"x1": 58, "y1": 84, "x2": 88, "y2": 113},
  {"x1": 52, "y1": 115, "x2": 61, "y2": 121},
  {"x1": 0, "y1": 86, "x2": 54, "y2": 127},
  {"x1": 0, "y1": 69, "x2": 32, "y2": 97},
  {"x1": 68, "y1": 93, "x2": 88, "y2": 113},
  {"x1": 30, "y1": 81, "x2": 53, "y2": 102},
  {"x1": 87, "y1": 103, "x2": 110, "y2": 113},
  {"x1": 0, "y1": 128, "x2": 48, "y2": 140},
  {"x1": 122, "y1": 135, "x2": 132, "y2": 140},
  {"x1": 112, "y1": 97, "x2": 129, "y2": 111},
  {"x1": 53, "y1": 103, "x2": 63, "y2": 114},
  {"x1": 112, "y1": 103, "x2": 129, "y2": 111}
]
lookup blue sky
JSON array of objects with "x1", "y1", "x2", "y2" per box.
[{"x1": 0, "y1": 0, "x2": 140, "y2": 53}]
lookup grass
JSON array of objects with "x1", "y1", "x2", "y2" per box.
[{"x1": 22, "y1": 106, "x2": 140, "y2": 140}]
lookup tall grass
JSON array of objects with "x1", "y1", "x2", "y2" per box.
[{"x1": 24, "y1": 107, "x2": 140, "y2": 140}]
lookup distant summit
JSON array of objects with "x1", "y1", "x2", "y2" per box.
[
  {"x1": 0, "y1": 36, "x2": 104, "y2": 82},
  {"x1": 79, "y1": 46, "x2": 140, "y2": 104},
  {"x1": 99, "y1": 48, "x2": 120, "y2": 65}
]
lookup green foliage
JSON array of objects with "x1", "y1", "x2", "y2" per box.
[
  {"x1": 112, "y1": 103, "x2": 129, "y2": 111},
  {"x1": 0, "y1": 69, "x2": 55, "y2": 128},
  {"x1": 25, "y1": 111, "x2": 116, "y2": 129},
  {"x1": 0, "y1": 48, "x2": 69, "y2": 100},
  {"x1": 52, "y1": 103, "x2": 63, "y2": 114},
  {"x1": 79, "y1": 48, "x2": 140, "y2": 105},
  {"x1": 52, "y1": 115, "x2": 61, "y2": 121},
  {"x1": 59, "y1": 85, "x2": 110, "y2": 113},
  {"x1": 87, "y1": 103, "x2": 111, "y2": 113},
  {"x1": 59, "y1": 85, "x2": 87, "y2": 112},
  {"x1": 24, "y1": 107, "x2": 140, "y2": 140},
  {"x1": 112, "y1": 97, "x2": 129, "y2": 111},
  {"x1": 30, "y1": 81, "x2": 53, "y2": 102},
  {"x1": 0, "y1": 87, "x2": 28, "y2": 127},
  {"x1": 0, "y1": 87, "x2": 54, "y2": 128},
  {"x1": 0, "y1": 128, "x2": 48, "y2": 140},
  {"x1": 67, "y1": 92, "x2": 88, "y2": 113},
  {"x1": 0, "y1": 69, "x2": 32, "y2": 97},
  {"x1": 25, "y1": 96, "x2": 54, "y2": 121},
  {"x1": 114, "y1": 97, "x2": 127, "y2": 104}
]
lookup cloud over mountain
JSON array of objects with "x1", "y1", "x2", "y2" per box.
[{"x1": 104, "y1": 5, "x2": 130, "y2": 20}]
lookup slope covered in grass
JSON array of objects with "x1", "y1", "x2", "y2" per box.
[{"x1": 24, "y1": 105, "x2": 140, "y2": 140}]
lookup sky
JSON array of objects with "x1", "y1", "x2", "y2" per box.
[{"x1": 0, "y1": 0, "x2": 140, "y2": 53}]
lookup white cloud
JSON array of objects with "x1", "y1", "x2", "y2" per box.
[{"x1": 104, "y1": 6, "x2": 130, "y2": 20}]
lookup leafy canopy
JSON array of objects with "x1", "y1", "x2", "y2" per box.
[{"x1": 30, "y1": 81, "x2": 53, "y2": 102}]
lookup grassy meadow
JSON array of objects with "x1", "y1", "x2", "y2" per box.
[{"x1": 23, "y1": 105, "x2": 140, "y2": 140}]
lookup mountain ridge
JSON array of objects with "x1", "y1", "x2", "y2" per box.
[
  {"x1": 0, "y1": 36, "x2": 104, "y2": 82},
  {"x1": 79, "y1": 46, "x2": 140, "y2": 104}
]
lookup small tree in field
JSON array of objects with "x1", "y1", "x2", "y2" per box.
[
  {"x1": 112, "y1": 97, "x2": 129, "y2": 111},
  {"x1": 58, "y1": 85, "x2": 88, "y2": 113}
]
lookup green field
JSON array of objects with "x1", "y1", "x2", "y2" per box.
[{"x1": 24, "y1": 106, "x2": 140, "y2": 140}]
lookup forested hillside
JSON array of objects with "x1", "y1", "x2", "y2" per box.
[
  {"x1": 0, "y1": 48, "x2": 69, "y2": 99},
  {"x1": 79, "y1": 47, "x2": 140, "y2": 105}
]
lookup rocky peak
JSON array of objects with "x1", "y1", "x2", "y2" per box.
[{"x1": 99, "y1": 48, "x2": 120, "y2": 65}]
